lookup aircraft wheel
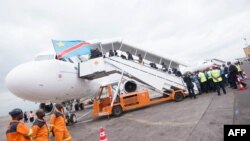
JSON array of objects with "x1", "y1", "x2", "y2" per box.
[
  {"x1": 66, "y1": 115, "x2": 71, "y2": 126},
  {"x1": 174, "y1": 92, "x2": 184, "y2": 102},
  {"x1": 74, "y1": 104, "x2": 79, "y2": 111},
  {"x1": 112, "y1": 105, "x2": 123, "y2": 117},
  {"x1": 79, "y1": 103, "x2": 84, "y2": 110},
  {"x1": 70, "y1": 114, "x2": 77, "y2": 123}
]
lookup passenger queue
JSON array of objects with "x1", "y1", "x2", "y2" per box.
[
  {"x1": 108, "y1": 49, "x2": 247, "y2": 97},
  {"x1": 190, "y1": 61, "x2": 247, "y2": 97}
]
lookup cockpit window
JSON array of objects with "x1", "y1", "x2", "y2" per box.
[{"x1": 35, "y1": 55, "x2": 55, "y2": 61}]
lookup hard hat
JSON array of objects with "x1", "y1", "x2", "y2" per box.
[{"x1": 9, "y1": 108, "x2": 23, "y2": 116}]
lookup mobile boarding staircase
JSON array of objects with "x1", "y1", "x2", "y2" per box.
[{"x1": 78, "y1": 56, "x2": 199, "y2": 95}]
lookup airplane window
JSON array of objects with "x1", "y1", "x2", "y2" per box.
[{"x1": 35, "y1": 55, "x2": 55, "y2": 61}]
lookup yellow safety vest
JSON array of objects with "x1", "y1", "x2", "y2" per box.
[
  {"x1": 198, "y1": 72, "x2": 207, "y2": 83},
  {"x1": 207, "y1": 71, "x2": 212, "y2": 79},
  {"x1": 236, "y1": 64, "x2": 241, "y2": 72},
  {"x1": 211, "y1": 69, "x2": 222, "y2": 83}
]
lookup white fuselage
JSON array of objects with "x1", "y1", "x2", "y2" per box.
[{"x1": 6, "y1": 59, "x2": 99, "y2": 103}]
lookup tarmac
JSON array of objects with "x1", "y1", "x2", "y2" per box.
[{"x1": 0, "y1": 62, "x2": 250, "y2": 141}]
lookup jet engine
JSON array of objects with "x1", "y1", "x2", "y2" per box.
[
  {"x1": 39, "y1": 103, "x2": 54, "y2": 114},
  {"x1": 123, "y1": 80, "x2": 137, "y2": 93}
]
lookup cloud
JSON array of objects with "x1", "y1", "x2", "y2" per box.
[{"x1": 0, "y1": 91, "x2": 38, "y2": 116}]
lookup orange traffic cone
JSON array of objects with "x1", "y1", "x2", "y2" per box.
[
  {"x1": 100, "y1": 127, "x2": 108, "y2": 141},
  {"x1": 239, "y1": 83, "x2": 245, "y2": 91}
]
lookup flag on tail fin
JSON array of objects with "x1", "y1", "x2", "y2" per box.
[{"x1": 52, "y1": 40, "x2": 91, "y2": 59}]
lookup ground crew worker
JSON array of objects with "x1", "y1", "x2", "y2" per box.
[
  {"x1": 211, "y1": 66, "x2": 226, "y2": 96},
  {"x1": 50, "y1": 104, "x2": 72, "y2": 141},
  {"x1": 32, "y1": 109, "x2": 49, "y2": 141},
  {"x1": 6, "y1": 108, "x2": 32, "y2": 141},
  {"x1": 236, "y1": 62, "x2": 244, "y2": 78},
  {"x1": 198, "y1": 70, "x2": 208, "y2": 93},
  {"x1": 206, "y1": 68, "x2": 215, "y2": 92}
]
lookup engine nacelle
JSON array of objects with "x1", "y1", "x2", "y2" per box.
[
  {"x1": 39, "y1": 103, "x2": 54, "y2": 114},
  {"x1": 123, "y1": 80, "x2": 137, "y2": 93}
]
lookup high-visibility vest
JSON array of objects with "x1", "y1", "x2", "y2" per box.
[
  {"x1": 198, "y1": 72, "x2": 207, "y2": 83},
  {"x1": 211, "y1": 69, "x2": 222, "y2": 83},
  {"x1": 50, "y1": 111, "x2": 72, "y2": 141},
  {"x1": 236, "y1": 64, "x2": 241, "y2": 72},
  {"x1": 207, "y1": 71, "x2": 212, "y2": 79},
  {"x1": 6, "y1": 120, "x2": 32, "y2": 141},
  {"x1": 50, "y1": 111, "x2": 67, "y2": 132},
  {"x1": 32, "y1": 119, "x2": 49, "y2": 141}
]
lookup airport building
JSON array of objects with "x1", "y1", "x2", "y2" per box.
[{"x1": 243, "y1": 46, "x2": 250, "y2": 57}]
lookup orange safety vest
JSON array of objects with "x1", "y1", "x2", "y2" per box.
[
  {"x1": 32, "y1": 119, "x2": 50, "y2": 141},
  {"x1": 50, "y1": 111, "x2": 67, "y2": 132},
  {"x1": 6, "y1": 120, "x2": 32, "y2": 141},
  {"x1": 50, "y1": 111, "x2": 72, "y2": 141}
]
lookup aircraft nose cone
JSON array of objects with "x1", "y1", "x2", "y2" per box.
[
  {"x1": 6, "y1": 63, "x2": 33, "y2": 99},
  {"x1": 6, "y1": 69, "x2": 15, "y2": 92}
]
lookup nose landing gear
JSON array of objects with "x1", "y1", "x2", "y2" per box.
[{"x1": 62, "y1": 100, "x2": 78, "y2": 126}]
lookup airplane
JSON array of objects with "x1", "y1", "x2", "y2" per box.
[
  {"x1": 5, "y1": 38, "x2": 194, "y2": 124},
  {"x1": 180, "y1": 58, "x2": 229, "y2": 73},
  {"x1": 181, "y1": 61, "x2": 215, "y2": 73}
]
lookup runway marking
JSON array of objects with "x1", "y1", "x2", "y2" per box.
[
  {"x1": 74, "y1": 110, "x2": 94, "y2": 124},
  {"x1": 77, "y1": 110, "x2": 92, "y2": 120},
  {"x1": 121, "y1": 117, "x2": 198, "y2": 126},
  {"x1": 76, "y1": 119, "x2": 94, "y2": 124}
]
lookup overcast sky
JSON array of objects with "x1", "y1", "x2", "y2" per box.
[{"x1": 1, "y1": 0, "x2": 250, "y2": 93}]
